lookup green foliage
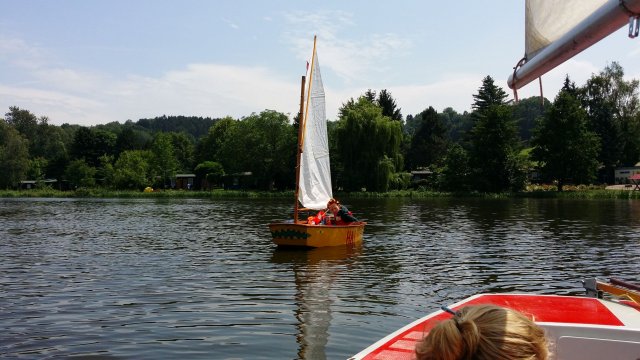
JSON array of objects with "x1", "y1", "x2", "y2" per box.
[
  {"x1": 472, "y1": 76, "x2": 508, "y2": 112},
  {"x1": 0, "y1": 120, "x2": 29, "y2": 188},
  {"x1": 194, "y1": 161, "x2": 225, "y2": 189},
  {"x1": 406, "y1": 106, "x2": 448, "y2": 170},
  {"x1": 437, "y1": 144, "x2": 471, "y2": 191},
  {"x1": 579, "y1": 62, "x2": 640, "y2": 181},
  {"x1": 218, "y1": 110, "x2": 296, "y2": 190},
  {"x1": 71, "y1": 127, "x2": 116, "y2": 167},
  {"x1": 150, "y1": 133, "x2": 179, "y2": 188},
  {"x1": 65, "y1": 159, "x2": 97, "y2": 188},
  {"x1": 469, "y1": 76, "x2": 525, "y2": 192},
  {"x1": 195, "y1": 116, "x2": 236, "y2": 164},
  {"x1": 377, "y1": 89, "x2": 403, "y2": 121},
  {"x1": 512, "y1": 96, "x2": 550, "y2": 143},
  {"x1": 335, "y1": 97, "x2": 403, "y2": 191},
  {"x1": 114, "y1": 150, "x2": 153, "y2": 190},
  {"x1": 136, "y1": 115, "x2": 217, "y2": 139},
  {"x1": 532, "y1": 85, "x2": 601, "y2": 191},
  {"x1": 27, "y1": 157, "x2": 48, "y2": 181},
  {"x1": 97, "y1": 155, "x2": 115, "y2": 188}
]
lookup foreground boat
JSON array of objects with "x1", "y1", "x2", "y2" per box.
[
  {"x1": 268, "y1": 36, "x2": 365, "y2": 248},
  {"x1": 349, "y1": 278, "x2": 640, "y2": 360}
]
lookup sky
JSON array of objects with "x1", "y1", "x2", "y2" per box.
[{"x1": 1, "y1": 1, "x2": 640, "y2": 127}]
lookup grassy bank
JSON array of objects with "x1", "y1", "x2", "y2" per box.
[{"x1": 1, "y1": 187, "x2": 639, "y2": 199}]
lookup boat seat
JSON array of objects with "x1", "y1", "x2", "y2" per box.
[
  {"x1": 556, "y1": 336, "x2": 640, "y2": 360},
  {"x1": 540, "y1": 323, "x2": 640, "y2": 360}
]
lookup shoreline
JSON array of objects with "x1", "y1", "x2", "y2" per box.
[{"x1": 1, "y1": 188, "x2": 639, "y2": 200}]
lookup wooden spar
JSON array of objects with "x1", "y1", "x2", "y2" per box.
[
  {"x1": 293, "y1": 75, "x2": 306, "y2": 223},
  {"x1": 597, "y1": 280, "x2": 640, "y2": 303}
]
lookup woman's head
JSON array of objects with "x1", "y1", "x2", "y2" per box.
[{"x1": 415, "y1": 305, "x2": 548, "y2": 360}]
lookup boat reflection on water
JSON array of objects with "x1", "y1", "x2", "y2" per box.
[{"x1": 270, "y1": 245, "x2": 362, "y2": 360}]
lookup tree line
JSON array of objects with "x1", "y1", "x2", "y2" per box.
[{"x1": 1, "y1": 62, "x2": 638, "y2": 193}]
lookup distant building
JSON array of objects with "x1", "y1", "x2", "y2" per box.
[
  {"x1": 410, "y1": 169, "x2": 433, "y2": 184},
  {"x1": 19, "y1": 179, "x2": 59, "y2": 190},
  {"x1": 173, "y1": 174, "x2": 196, "y2": 190},
  {"x1": 223, "y1": 172, "x2": 253, "y2": 190},
  {"x1": 614, "y1": 164, "x2": 640, "y2": 184}
]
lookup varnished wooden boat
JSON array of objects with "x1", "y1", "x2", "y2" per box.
[
  {"x1": 268, "y1": 36, "x2": 365, "y2": 248},
  {"x1": 269, "y1": 221, "x2": 365, "y2": 248}
]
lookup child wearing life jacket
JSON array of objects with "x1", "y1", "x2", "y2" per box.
[{"x1": 323, "y1": 198, "x2": 358, "y2": 225}]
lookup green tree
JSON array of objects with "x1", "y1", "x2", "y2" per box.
[
  {"x1": 27, "y1": 157, "x2": 48, "y2": 183},
  {"x1": 114, "y1": 150, "x2": 153, "y2": 189},
  {"x1": 65, "y1": 159, "x2": 96, "y2": 188},
  {"x1": 406, "y1": 107, "x2": 448, "y2": 170},
  {"x1": 512, "y1": 96, "x2": 551, "y2": 143},
  {"x1": 532, "y1": 82, "x2": 601, "y2": 191},
  {"x1": 218, "y1": 110, "x2": 296, "y2": 190},
  {"x1": 150, "y1": 133, "x2": 179, "y2": 188},
  {"x1": 170, "y1": 131, "x2": 195, "y2": 172},
  {"x1": 468, "y1": 76, "x2": 524, "y2": 192},
  {"x1": 579, "y1": 62, "x2": 640, "y2": 182},
  {"x1": 437, "y1": 144, "x2": 471, "y2": 191},
  {"x1": 71, "y1": 127, "x2": 117, "y2": 167},
  {"x1": 0, "y1": 120, "x2": 29, "y2": 188},
  {"x1": 96, "y1": 155, "x2": 115, "y2": 188},
  {"x1": 115, "y1": 126, "x2": 151, "y2": 156},
  {"x1": 194, "y1": 161, "x2": 225, "y2": 189},
  {"x1": 196, "y1": 116, "x2": 236, "y2": 164},
  {"x1": 377, "y1": 89, "x2": 403, "y2": 121},
  {"x1": 335, "y1": 97, "x2": 403, "y2": 191},
  {"x1": 472, "y1": 76, "x2": 508, "y2": 112}
]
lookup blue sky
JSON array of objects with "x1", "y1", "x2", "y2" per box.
[{"x1": 1, "y1": 0, "x2": 639, "y2": 126}]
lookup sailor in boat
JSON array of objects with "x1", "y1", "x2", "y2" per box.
[
  {"x1": 415, "y1": 305, "x2": 549, "y2": 360},
  {"x1": 323, "y1": 198, "x2": 358, "y2": 225}
]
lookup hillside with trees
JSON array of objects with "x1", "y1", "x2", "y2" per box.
[{"x1": 1, "y1": 62, "x2": 639, "y2": 193}]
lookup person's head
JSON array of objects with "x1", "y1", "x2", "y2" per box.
[
  {"x1": 415, "y1": 305, "x2": 548, "y2": 360},
  {"x1": 327, "y1": 198, "x2": 340, "y2": 213}
]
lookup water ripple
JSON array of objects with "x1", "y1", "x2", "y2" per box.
[{"x1": 1, "y1": 197, "x2": 639, "y2": 359}]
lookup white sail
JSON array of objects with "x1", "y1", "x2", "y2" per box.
[
  {"x1": 525, "y1": 0, "x2": 607, "y2": 60},
  {"x1": 509, "y1": 0, "x2": 640, "y2": 90},
  {"x1": 298, "y1": 44, "x2": 332, "y2": 210}
]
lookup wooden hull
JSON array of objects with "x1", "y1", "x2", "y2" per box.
[{"x1": 268, "y1": 221, "x2": 365, "y2": 248}]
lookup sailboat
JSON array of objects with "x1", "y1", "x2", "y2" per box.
[{"x1": 268, "y1": 36, "x2": 365, "y2": 248}]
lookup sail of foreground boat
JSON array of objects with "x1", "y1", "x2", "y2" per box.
[
  {"x1": 268, "y1": 36, "x2": 365, "y2": 248},
  {"x1": 508, "y1": 0, "x2": 640, "y2": 95}
]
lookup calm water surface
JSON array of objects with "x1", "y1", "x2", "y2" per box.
[{"x1": 1, "y1": 197, "x2": 639, "y2": 359}]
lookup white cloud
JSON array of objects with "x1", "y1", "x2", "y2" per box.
[
  {"x1": 1, "y1": 62, "x2": 302, "y2": 126},
  {"x1": 283, "y1": 11, "x2": 411, "y2": 83}
]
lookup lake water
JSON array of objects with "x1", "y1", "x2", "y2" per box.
[{"x1": 1, "y1": 197, "x2": 639, "y2": 359}]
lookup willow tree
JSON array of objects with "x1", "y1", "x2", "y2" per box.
[
  {"x1": 335, "y1": 97, "x2": 403, "y2": 192},
  {"x1": 0, "y1": 120, "x2": 29, "y2": 188}
]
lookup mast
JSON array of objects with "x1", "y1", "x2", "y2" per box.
[
  {"x1": 294, "y1": 35, "x2": 318, "y2": 221},
  {"x1": 293, "y1": 75, "x2": 306, "y2": 223}
]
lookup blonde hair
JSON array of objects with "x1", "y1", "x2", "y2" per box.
[{"x1": 415, "y1": 305, "x2": 548, "y2": 360}]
